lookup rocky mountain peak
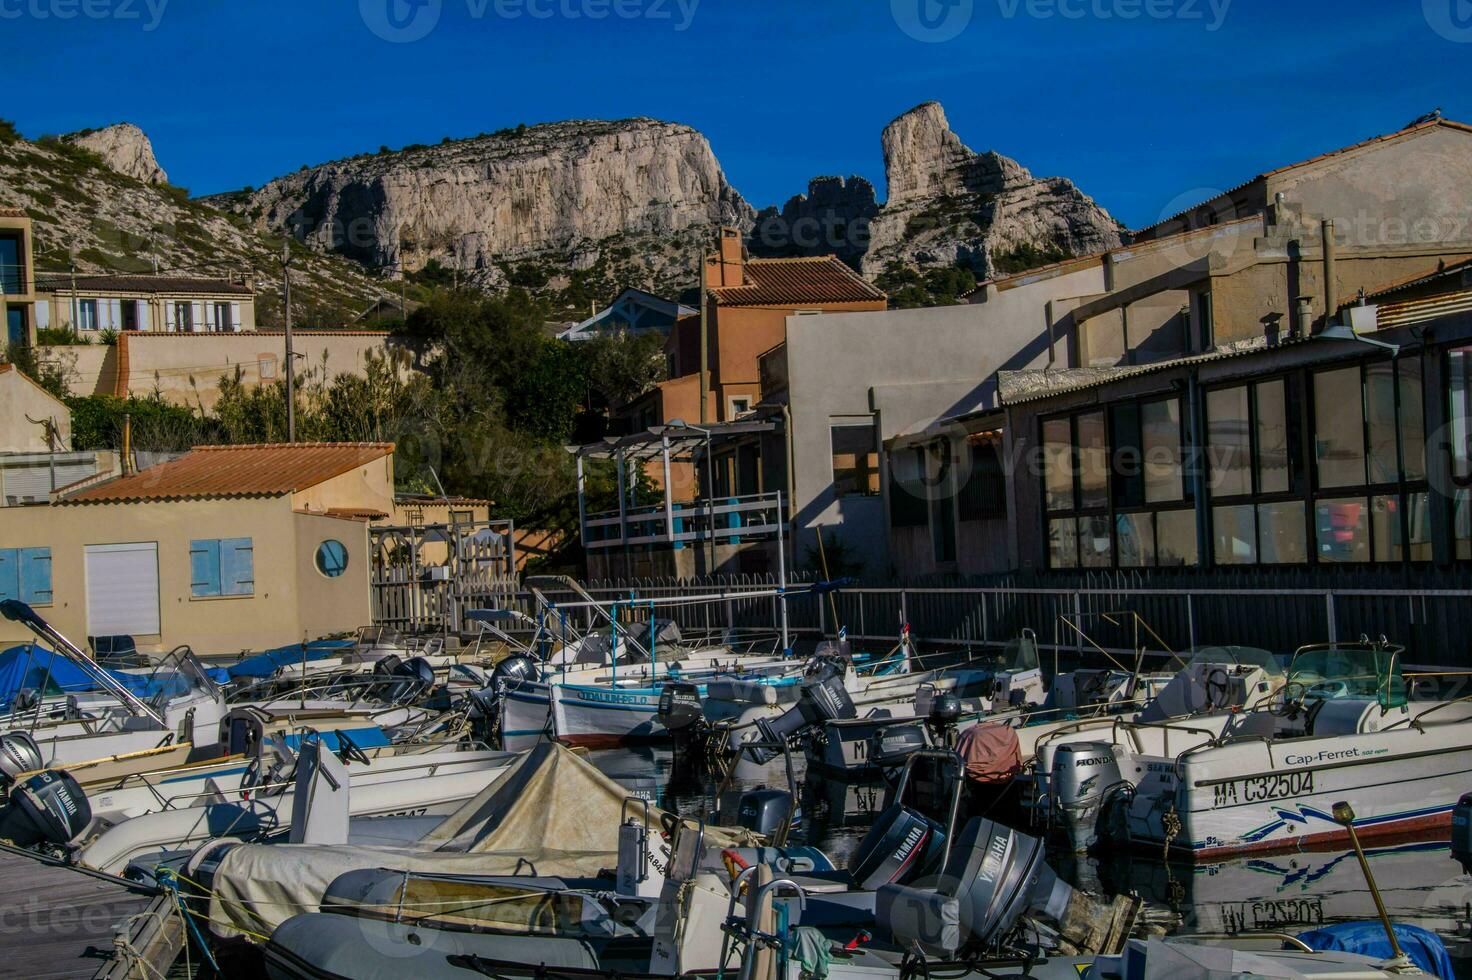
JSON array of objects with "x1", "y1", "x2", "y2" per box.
[{"x1": 60, "y1": 123, "x2": 168, "y2": 185}]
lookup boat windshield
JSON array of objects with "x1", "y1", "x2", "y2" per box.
[
  {"x1": 986, "y1": 632, "x2": 1041, "y2": 672},
  {"x1": 1181, "y1": 645, "x2": 1284, "y2": 679},
  {"x1": 1286, "y1": 645, "x2": 1407, "y2": 708}
]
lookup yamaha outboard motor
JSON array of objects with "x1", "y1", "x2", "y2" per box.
[
  {"x1": 868, "y1": 723, "x2": 929, "y2": 772},
  {"x1": 0, "y1": 732, "x2": 43, "y2": 787},
  {"x1": 849, "y1": 803, "x2": 949, "y2": 889},
  {"x1": 0, "y1": 769, "x2": 91, "y2": 848},
  {"x1": 878, "y1": 817, "x2": 1141, "y2": 958},
  {"x1": 1049, "y1": 741, "x2": 1125, "y2": 852},
  {"x1": 746, "y1": 672, "x2": 857, "y2": 764},
  {"x1": 656, "y1": 682, "x2": 703, "y2": 733},
  {"x1": 1454, "y1": 793, "x2": 1472, "y2": 873},
  {"x1": 737, "y1": 788, "x2": 794, "y2": 838}
]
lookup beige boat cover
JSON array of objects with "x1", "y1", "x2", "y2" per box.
[{"x1": 205, "y1": 741, "x2": 751, "y2": 939}]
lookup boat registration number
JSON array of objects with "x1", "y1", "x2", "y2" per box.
[
  {"x1": 1211, "y1": 770, "x2": 1314, "y2": 808},
  {"x1": 1223, "y1": 898, "x2": 1324, "y2": 933}
]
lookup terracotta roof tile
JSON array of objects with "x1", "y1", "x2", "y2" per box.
[
  {"x1": 61, "y1": 442, "x2": 393, "y2": 504},
  {"x1": 0, "y1": 208, "x2": 27, "y2": 218},
  {"x1": 710, "y1": 256, "x2": 886, "y2": 307},
  {"x1": 300, "y1": 507, "x2": 390, "y2": 522},
  {"x1": 35, "y1": 273, "x2": 253, "y2": 296}
]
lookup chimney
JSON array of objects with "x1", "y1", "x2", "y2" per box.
[
  {"x1": 1321, "y1": 219, "x2": 1338, "y2": 328},
  {"x1": 706, "y1": 226, "x2": 745, "y2": 288}
]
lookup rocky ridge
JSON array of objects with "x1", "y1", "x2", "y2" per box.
[{"x1": 59, "y1": 123, "x2": 168, "y2": 185}]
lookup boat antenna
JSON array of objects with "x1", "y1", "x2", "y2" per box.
[{"x1": 1331, "y1": 800, "x2": 1416, "y2": 973}]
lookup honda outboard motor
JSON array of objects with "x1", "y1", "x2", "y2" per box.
[
  {"x1": 0, "y1": 732, "x2": 43, "y2": 787},
  {"x1": 868, "y1": 723, "x2": 929, "y2": 771},
  {"x1": 656, "y1": 682, "x2": 703, "y2": 733},
  {"x1": 0, "y1": 769, "x2": 91, "y2": 848},
  {"x1": 746, "y1": 672, "x2": 857, "y2": 764},
  {"x1": 1454, "y1": 792, "x2": 1472, "y2": 874},
  {"x1": 1049, "y1": 741, "x2": 1125, "y2": 852},
  {"x1": 849, "y1": 802, "x2": 948, "y2": 890},
  {"x1": 737, "y1": 788, "x2": 794, "y2": 838}
]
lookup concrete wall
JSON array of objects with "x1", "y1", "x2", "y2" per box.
[
  {"x1": 785, "y1": 261, "x2": 1105, "y2": 578},
  {"x1": 0, "y1": 366, "x2": 71, "y2": 451},
  {"x1": 0, "y1": 495, "x2": 370, "y2": 654},
  {"x1": 42, "y1": 331, "x2": 402, "y2": 412}
]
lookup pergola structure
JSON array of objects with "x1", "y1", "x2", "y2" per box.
[{"x1": 567, "y1": 418, "x2": 786, "y2": 564}]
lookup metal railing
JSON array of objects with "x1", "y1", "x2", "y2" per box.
[
  {"x1": 430, "y1": 574, "x2": 1472, "y2": 672},
  {"x1": 584, "y1": 491, "x2": 783, "y2": 549}
]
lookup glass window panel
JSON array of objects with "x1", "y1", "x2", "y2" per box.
[
  {"x1": 1255, "y1": 379, "x2": 1290, "y2": 494},
  {"x1": 1370, "y1": 493, "x2": 1430, "y2": 563},
  {"x1": 1111, "y1": 403, "x2": 1143, "y2": 509},
  {"x1": 1076, "y1": 412, "x2": 1108, "y2": 511},
  {"x1": 1156, "y1": 509, "x2": 1198, "y2": 567},
  {"x1": 831, "y1": 423, "x2": 880, "y2": 497},
  {"x1": 1457, "y1": 489, "x2": 1472, "y2": 561},
  {"x1": 1314, "y1": 366, "x2": 1366, "y2": 489},
  {"x1": 1399, "y1": 359, "x2": 1426, "y2": 481},
  {"x1": 1258, "y1": 501, "x2": 1307, "y2": 564},
  {"x1": 1206, "y1": 386, "x2": 1251, "y2": 498},
  {"x1": 1404, "y1": 491, "x2": 1433, "y2": 562},
  {"x1": 1078, "y1": 515, "x2": 1111, "y2": 568},
  {"x1": 1314, "y1": 497, "x2": 1370, "y2": 563},
  {"x1": 1365, "y1": 361, "x2": 1399, "y2": 485},
  {"x1": 1114, "y1": 513, "x2": 1154, "y2": 568},
  {"x1": 1042, "y1": 418, "x2": 1074, "y2": 512},
  {"x1": 1049, "y1": 518, "x2": 1078, "y2": 569},
  {"x1": 1451, "y1": 350, "x2": 1472, "y2": 483},
  {"x1": 1213, "y1": 504, "x2": 1256, "y2": 565},
  {"x1": 1142, "y1": 399, "x2": 1183, "y2": 504}
]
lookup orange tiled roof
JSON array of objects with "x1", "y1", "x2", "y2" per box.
[
  {"x1": 710, "y1": 256, "x2": 886, "y2": 307},
  {"x1": 298, "y1": 507, "x2": 390, "y2": 522},
  {"x1": 0, "y1": 207, "x2": 27, "y2": 218},
  {"x1": 61, "y1": 442, "x2": 393, "y2": 504}
]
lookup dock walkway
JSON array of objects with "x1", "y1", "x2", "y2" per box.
[{"x1": 0, "y1": 847, "x2": 177, "y2": 978}]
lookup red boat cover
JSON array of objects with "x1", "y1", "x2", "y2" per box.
[{"x1": 957, "y1": 723, "x2": 1023, "y2": 784}]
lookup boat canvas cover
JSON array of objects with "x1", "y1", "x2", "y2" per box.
[
  {"x1": 224, "y1": 640, "x2": 354, "y2": 680},
  {"x1": 206, "y1": 742, "x2": 753, "y2": 938},
  {"x1": 0, "y1": 645, "x2": 229, "y2": 709},
  {"x1": 957, "y1": 723, "x2": 1023, "y2": 784},
  {"x1": 1296, "y1": 922, "x2": 1453, "y2": 979}
]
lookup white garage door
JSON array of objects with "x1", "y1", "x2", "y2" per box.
[{"x1": 85, "y1": 543, "x2": 160, "y2": 637}]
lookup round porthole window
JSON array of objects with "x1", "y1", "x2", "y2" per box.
[{"x1": 315, "y1": 540, "x2": 348, "y2": 578}]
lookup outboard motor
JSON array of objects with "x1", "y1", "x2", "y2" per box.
[
  {"x1": 746, "y1": 672, "x2": 857, "y2": 764},
  {"x1": 878, "y1": 817, "x2": 1141, "y2": 958},
  {"x1": 490, "y1": 654, "x2": 539, "y2": 694},
  {"x1": 379, "y1": 656, "x2": 435, "y2": 704},
  {"x1": 848, "y1": 802, "x2": 949, "y2": 889},
  {"x1": 0, "y1": 769, "x2": 91, "y2": 848},
  {"x1": 736, "y1": 788, "x2": 794, "y2": 838},
  {"x1": 657, "y1": 682, "x2": 703, "y2": 733},
  {"x1": 1454, "y1": 792, "x2": 1472, "y2": 873},
  {"x1": 927, "y1": 693, "x2": 963, "y2": 749},
  {"x1": 0, "y1": 732, "x2": 43, "y2": 787},
  {"x1": 868, "y1": 723, "x2": 930, "y2": 772},
  {"x1": 1049, "y1": 741, "x2": 1125, "y2": 852}
]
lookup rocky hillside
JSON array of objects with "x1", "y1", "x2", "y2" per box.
[
  {"x1": 861, "y1": 102, "x2": 1123, "y2": 279},
  {"x1": 207, "y1": 118, "x2": 752, "y2": 300},
  {"x1": 0, "y1": 123, "x2": 392, "y2": 326},
  {"x1": 59, "y1": 123, "x2": 168, "y2": 185}
]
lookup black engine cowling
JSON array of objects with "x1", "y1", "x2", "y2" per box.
[
  {"x1": 736, "y1": 788, "x2": 794, "y2": 838},
  {"x1": 868, "y1": 723, "x2": 930, "y2": 770},
  {"x1": 0, "y1": 769, "x2": 91, "y2": 848},
  {"x1": 849, "y1": 802, "x2": 947, "y2": 890},
  {"x1": 490, "y1": 654, "x2": 539, "y2": 694},
  {"x1": 656, "y1": 682, "x2": 703, "y2": 732},
  {"x1": 746, "y1": 673, "x2": 857, "y2": 764}
]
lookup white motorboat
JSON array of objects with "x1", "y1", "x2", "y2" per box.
[{"x1": 1120, "y1": 640, "x2": 1472, "y2": 859}]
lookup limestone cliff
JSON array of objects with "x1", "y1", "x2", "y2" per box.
[
  {"x1": 749, "y1": 176, "x2": 880, "y2": 268},
  {"x1": 59, "y1": 123, "x2": 168, "y2": 185},
  {"x1": 210, "y1": 118, "x2": 753, "y2": 294},
  {"x1": 860, "y1": 102, "x2": 1123, "y2": 279}
]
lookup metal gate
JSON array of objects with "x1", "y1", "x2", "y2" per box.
[{"x1": 370, "y1": 520, "x2": 518, "y2": 634}]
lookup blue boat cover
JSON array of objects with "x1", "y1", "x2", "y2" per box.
[
  {"x1": 223, "y1": 639, "x2": 354, "y2": 680},
  {"x1": 1295, "y1": 922, "x2": 1453, "y2": 979},
  {"x1": 0, "y1": 643, "x2": 290, "y2": 710}
]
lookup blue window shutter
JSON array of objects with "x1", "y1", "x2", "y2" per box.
[
  {"x1": 0, "y1": 550, "x2": 16, "y2": 603},
  {"x1": 18, "y1": 548, "x2": 51, "y2": 605},
  {"x1": 221, "y1": 538, "x2": 254, "y2": 596},
  {"x1": 190, "y1": 540, "x2": 221, "y2": 597}
]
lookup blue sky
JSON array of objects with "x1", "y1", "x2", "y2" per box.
[{"x1": 2, "y1": 0, "x2": 1466, "y2": 228}]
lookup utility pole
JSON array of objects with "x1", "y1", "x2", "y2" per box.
[
  {"x1": 281, "y1": 243, "x2": 296, "y2": 443},
  {"x1": 697, "y1": 229, "x2": 709, "y2": 425},
  {"x1": 69, "y1": 252, "x2": 79, "y2": 340}
]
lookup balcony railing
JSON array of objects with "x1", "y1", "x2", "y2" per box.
[{"x1": 584, "y1": 491, "x2": 783, "y2": 549}]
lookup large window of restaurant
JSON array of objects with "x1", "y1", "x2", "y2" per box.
[
  {"x1": 1043, "y1": 397, "x2": 1196, "y2": 569},
  {"x1": 1310, "y1": 360, "x2": 1427, "y2": 563},
  {"x1": 1205, "y1": 377, "x2": 1306, "y2": 565},
  {"x1": 1443, "y1": 348, "x2": 1472, "y2": 558}
]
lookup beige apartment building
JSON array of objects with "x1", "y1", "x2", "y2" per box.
[
  {"x1": 34, "y1": 272, "x2": 257, "y2": 335},
  {"x1": 1, "y1": 208, "x2": 37, "y2": 348}
]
